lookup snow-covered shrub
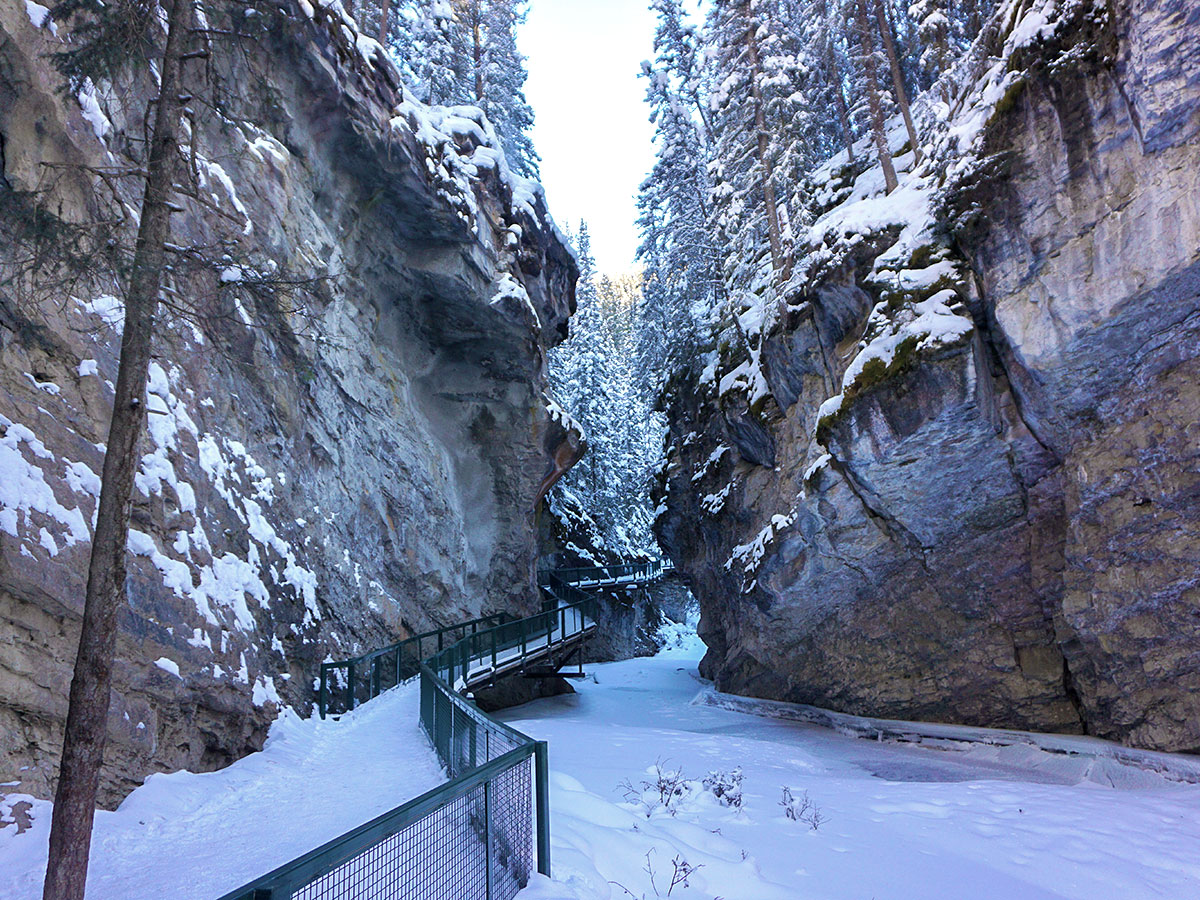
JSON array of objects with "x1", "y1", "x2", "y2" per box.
[
  {"x1": 620, "y1": 760, "x2": 696, "y2": 818},
  {"x1": 780, "y1": 786, "x2": 825, "y2": 830},
  {"x1": 702, "y1": 767, "x2": 743, "y2": 809}
]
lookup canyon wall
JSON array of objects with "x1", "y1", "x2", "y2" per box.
[
  {"x1": 658, "y1": 0, "x2": 1200, "y2": 751},
  {"x1": 0, "y1": 1, "x2": 577, "y2": 803}
]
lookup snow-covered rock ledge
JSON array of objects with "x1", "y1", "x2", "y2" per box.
[{"x1": 693, "y1": 689, "x2": 1200, "y2": 787}]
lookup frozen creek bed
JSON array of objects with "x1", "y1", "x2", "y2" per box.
[{"x1": 504, "y1": 644, "x2": 1200, "y2": 900}]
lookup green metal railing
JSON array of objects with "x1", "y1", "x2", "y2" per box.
[
  {"x1": 218, "y1": 563, "x2": 665, "y2": 900},
  {"x1": 425, "y1": 595, "x2": 597, "y2": 692},
  {"x1": 319, "y1": 613, "x2": 510, "y2": 719}
]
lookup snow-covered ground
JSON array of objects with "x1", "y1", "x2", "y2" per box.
[
  {"x1": 506, "y1": 642, "x2": 1200, "y2": 900},
  {"x1": 0, "y1": 684, "x2": 444, "y2": 900},
  {"x1": 4, "y1": 632, "x2": 1200, "y2": 900}
]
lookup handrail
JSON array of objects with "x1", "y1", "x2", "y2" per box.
[
  {"x1": 425, "y1": 591, "x2": 597, "y2": 692},
  {"x1": 542, "y1": 560, "x2": 673, "y2": 586},
  {"x1": 214, "y1": 744, "x2": 537, "y2": 900},
  {"x1": 220, "y1": 560, "x2": 661, "y2": 900},
  {"x1": 318, "y1": 611, "x2": 512, "y2": 718}
]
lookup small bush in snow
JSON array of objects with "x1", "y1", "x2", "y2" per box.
[
  {"x1": 702, "y1": 767, "x2": 743, "y2": 808},
  {"x1": 610, "y1": 849, "x2": 703, "y2": 898},
  {"x1": 780, "y1": 786, "x2": 826, "y2": 830},
  {"x1": 620, "y1": 760, "x2": 693, "y2": 817}
]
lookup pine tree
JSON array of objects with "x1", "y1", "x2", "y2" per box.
[
  {"x1": 909, "y1": 0, "x2": 954, "y2": 82},
  {"x1": 846, "y1": 0, "x2": 899, "y2": 192},
  {"x1": 477, "y1": 0, "x2": 540, "y2": 178},
  {"x1": 391, "y1": 1, "x2": 539, "y2": 177},
  {"x1": 414, "y1": 0, "x2": 472, "y2": 106},
  {"x1": 874, "y1": 0, "x2": 922, "y2": 163},
  {"x1": 550, "y1": 230, "x2": 664, "y2": 554},
  {"x1": 41, "y1": 0, "x2": 198, "y2": 896},
  {"x1": 703, "y1": 0, "x2": 817, "y2": 410},
  {"x1": 801, "y1": 0, "x2": 859, "y2": 162},
  {"x1": 636, "y1": 0, "x2": 716, "y2": 388}
]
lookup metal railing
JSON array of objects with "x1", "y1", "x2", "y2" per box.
[
  {"x1": 425, "y1": 596, "x2": 597, "y2": 692},
  {"x1": 217, "y1": 565, "x2": 640, "y2": 900},
  {"x1": 319, "y1": 613, "x2": 510, "y2": 719},
  {"x1": 543, "y1": 560, "x2": 673, "y2": 590},
  {"x1": 213, "y1": 738, "x2": 539, "y2": 900}
]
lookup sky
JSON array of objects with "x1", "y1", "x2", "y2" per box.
[{"x1": 520, "y1": 0, "x2": 659, "y2": 274}]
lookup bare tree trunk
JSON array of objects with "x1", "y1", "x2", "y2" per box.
[
  {"x1": 874, "y1": 0, "x2": 922, "y2": 163},
  {"x1": 828, "y1": 43, "x2": 856, "y2": 163},
  {"x1": 378, "y1": 0, "x2": 391, "y2": 45},
  {"x1": 42, "y1": 1, "x2": 193, "y2": 897},
  {"x1": 745, "y1": 17, "x2": 790, "y2": 282},
  {"x1": 472, "y1": 4, "x2": 484, "y2": 102},
  {"x1": 855, "y1": 0, "x2": 898, "y2": 193}
]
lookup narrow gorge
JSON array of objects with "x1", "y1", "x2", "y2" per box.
[{"x1": 3, "y1": 0, "x2": 1200, "y2": 896}]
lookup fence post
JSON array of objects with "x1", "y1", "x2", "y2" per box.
[
  {"x1": 346, "y1": 661, "x2": 356, "y2": 714},
  {"x1": 534, "y1": 741, "x2": 551, "y2": 877},
  {"x1": 318, "y1": 664, "x2": 328, "y2": 720},
  {"x1": 449, "y1": 697, "x2": 456, "y2": 772},
  {"x1": 484, "y1": 778, "x2": 494, "y2": 899},
  {"x1": 372, "y1": 657, "x2": 381, "y2": 700}
]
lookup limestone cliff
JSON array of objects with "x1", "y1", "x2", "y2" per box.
[
  {"x1": 658, "y1": 0, "x2": 1200, "y2": 751},
  {"x1": 0, "y1": 1, "x2": 578, "y2": 803}
]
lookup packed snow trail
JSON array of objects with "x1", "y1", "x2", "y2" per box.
[
  {"x1": 503, "y1": 640, "x2": 1200, "y2": 900},
  {"x1": 0, "y1": 684, "x2": 444, "y2": 900}
]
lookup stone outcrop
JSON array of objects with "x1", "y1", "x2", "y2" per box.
[
  {"x1": 658, "y1": 0, "x2": 1200, "y2": 751},
  {"x1": 0, "y1": 1, "x2": 576, "y2": 804}
]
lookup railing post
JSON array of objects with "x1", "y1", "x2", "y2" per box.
[
  {"x1": 319, "y1": 664, "x2": 328, "y2": 720},
  {"x1": 449, "y1": 695, "x2": 456, "y2": 772},
  {"x1": 484, "y1": 778, "x2": 494, "y2": 899},
  {"x1": 372, "y1": 657, "x2": 381, "y2": 700},
  {"x1": 345, "y1": 661, "x2": 356, "y2": 714},
  {"x1": 534, "y1": 741, "x2": 551, "y2": 877}
]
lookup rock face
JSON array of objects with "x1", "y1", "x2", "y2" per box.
[
  {"x1": 658, "y1": 0, "x2": 1200, "y2": 751},
  {"x1": 0, "y1": 2, "x2": 576, "y2": 804}
]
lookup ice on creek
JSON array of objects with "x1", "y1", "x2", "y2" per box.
[{"x1": 503, "y1": 650, "x2": 1200, "y2": 900}]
